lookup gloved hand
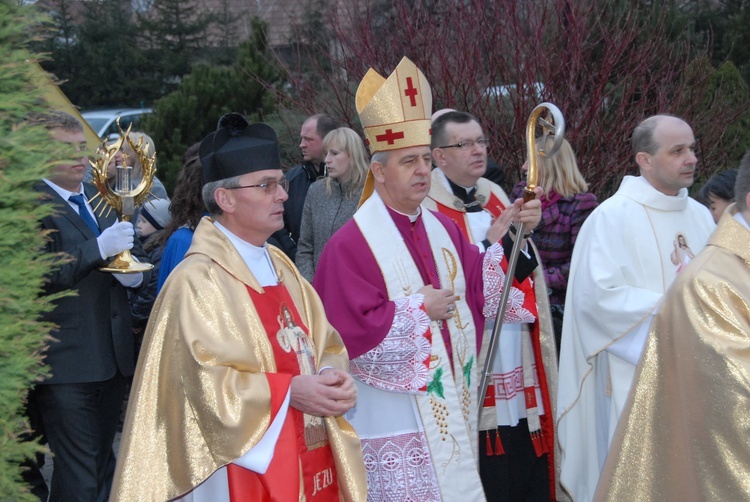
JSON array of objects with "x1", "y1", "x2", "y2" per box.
[
  {"x1": 97, "y1": 221, "x2": 135, "y2": 259},
  {"x1": 113, "y1": 272, "x2": 143, "y2": 288}
]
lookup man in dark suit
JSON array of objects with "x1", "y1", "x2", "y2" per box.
[
  {"x1": 282, "y1": 113, "x2": 340, "y2": 259},
  {"x1": 26, "y1": 111, "x2": 150, "y2": 501}
]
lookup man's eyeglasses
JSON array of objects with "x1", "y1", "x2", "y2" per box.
[
  {"x1": 438, "y1": 138, "x2": 490, "y2": 151},
  {"x1": 228, "y1": 177, "x2": 289, "y2": 195}
]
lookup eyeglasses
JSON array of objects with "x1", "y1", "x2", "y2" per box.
[
  {"x1": 228, "y1": 177, "x2": 289, "y2": 195},
  {"x1": 438, "y1": 138, "x2": 490, "y2": 150}
]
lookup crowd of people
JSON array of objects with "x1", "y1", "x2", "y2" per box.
[{"x1": 23, "y1": 55, "x2": 748, "y2": 502}]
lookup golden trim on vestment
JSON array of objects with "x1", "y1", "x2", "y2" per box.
[{"x1": 111, "y1": 219, "x2": 367, "y2": 501}]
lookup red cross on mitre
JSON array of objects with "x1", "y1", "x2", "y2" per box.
[
  {"x1": 404, "y1": 77, "x2": 419, "y2": 107},
  {"x1": 376, "y1": 128, "x2": 405, "y2": 145}
]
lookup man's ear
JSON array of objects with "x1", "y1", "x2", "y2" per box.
[
  {"x1": 215, "y1": 187, "x2": 235, "y2": 214},
  {"x1": 371, "y1": 162, "x2": 386, "y2": 183},
  {"x1": 432, "y1": 147, "x2": 446, "y2": 168},
  {"x1": 635, "y1": 151, "x2": 651, "y2": 173}
]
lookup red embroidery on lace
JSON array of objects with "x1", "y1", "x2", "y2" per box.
[
  {"x1": 482, "y1": 244, "x2": 536, "y2": 323},
  {"x1": 350, "y1": 295, "x2": 432, "y2": 393}
]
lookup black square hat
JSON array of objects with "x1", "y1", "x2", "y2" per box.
[{"x1": 199, "y1": 113, "x2": 281, "y2": 183}]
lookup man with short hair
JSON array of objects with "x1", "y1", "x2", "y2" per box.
[
  {"x1": 595, "y1": 151, "x2": 750, "y2": 500},
  {"x1": 283, "y1": 113, "x2": 340, "y2": 255},
  {"x1": 111, "y1": 113, "x2": 366, "y2": 500},
  {"x1": 27, "y1": 111, "x2": 148, "y2": 500},
  {"x1": 556, "y1": 114, "x2": 716, "y2": 501},
  {"x1": 314, "y1": 57, "x2": 542, "y2": 501},
  {"x1": 424, "y1": 110, "x2": 559, "y2": 500},
  {"x1": 431, "y1": 108, "x2": 506, "y2": 187}
]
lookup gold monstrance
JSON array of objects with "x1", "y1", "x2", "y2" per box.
[{"x1": 89, "y1": 119, "x2": 156, "y2": 273}]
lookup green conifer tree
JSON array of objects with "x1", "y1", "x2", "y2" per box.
[
  {"x1": 138, "y1": 0, "x2": 213, "y2": 84},
  {"x1": 0, "y1": 1, "x2": 72, "y2": 498},
  {"x1": 144, "y1": 17, "x2": 282, "y2": 192}
]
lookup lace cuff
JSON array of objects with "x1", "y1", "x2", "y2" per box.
[
  {"x1": 482, "y1": 243, "x2": 536, "y2": 323},
  {"x1": 350, "y1": 294, "x2": 432, "y2": 393}
]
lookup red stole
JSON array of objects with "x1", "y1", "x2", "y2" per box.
[
  {"x1": 226, "y1": 284, "x2": 339, "y2": 501},
  {"x1": 437, "y1": 191, "x2": 554, "y2": 471},
  {"x1": 433, "y1": 192, "x2": 538, "y2": 318}
]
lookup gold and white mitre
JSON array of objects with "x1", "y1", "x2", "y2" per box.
[
  {"x1": 356, "y1": 56, "x2": 433, "y2": 204},
  {"x1": 356, "y1": 56, "x2": 432, "y2": 153}
]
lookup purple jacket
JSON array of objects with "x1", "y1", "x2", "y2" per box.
[{"x1": 513, "y1": 182, "x2": 598, "y2": 305}]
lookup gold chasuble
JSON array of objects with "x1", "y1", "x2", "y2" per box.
[
  {"x1": 595, "y1": 207, "x2": 750, "y2": 501},
  {"x1": 111, "y1": 218, "x2": 366, "y2": 501}
]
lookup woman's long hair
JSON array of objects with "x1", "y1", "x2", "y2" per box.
[
  {"x1": 122, "y1": 132, "x2": 156, "y2": 181},
  {"x1": 155, "y1": 143, "x2": 205, "y2": 247},
  {"x1": 537, "y1": 137, "x2": 589, "y2": 198},
  {"x1": 322, "y1": 128, "x2": 369, "y2": 198}
]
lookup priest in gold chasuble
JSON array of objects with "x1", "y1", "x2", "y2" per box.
[{"x1": 111, "y1": 114, "x2": 367, "y2": 501}]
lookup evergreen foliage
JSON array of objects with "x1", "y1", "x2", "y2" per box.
[
  {"x1": 38, "y1": 0, "x2": 163, "y2": 108},
  {"x1": 679, "y1": 58, "x2": 750, "y2": 179},
  {"x1": 71, "y1": 0, "x2": 160, "y2": 107},
  {"x1": 137, "y1": 0, "x2": 213, "y2": 84},
  {"x1": 687, "y1": 0, "x2": 750, "y2": 85},
  {"x1": 37, "y1": 0, "x2": 227, "y2": 109},
  {"x1": 0, "y1": 1, "x2": 72, "y2": 498},
  {"x1": 143, "y1": 17, "x2": 282, "y2": 192}
]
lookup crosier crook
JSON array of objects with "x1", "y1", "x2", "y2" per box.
[{"x1": 477, "y1": 103, "x2": 566, "y2": 418}]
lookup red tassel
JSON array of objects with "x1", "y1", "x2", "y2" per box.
[
  {"x1": 494, "y1": 428, "x2": 505, "y2": 456},
  {"x1": 485, "y1": 431, "x2": 493, "y2": 456},
  {"x1": 530, "y1": 430, "x2": 546, "y2": 457}
]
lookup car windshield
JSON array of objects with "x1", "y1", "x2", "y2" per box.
[{"x1": 85, "y1": 118, "x2": 109, "y2": 133}]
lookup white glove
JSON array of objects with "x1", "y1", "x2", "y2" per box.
[
  {"x1": 113, "y1": 272, "x2": 143, "y2": 288},
  {"x1": 97, "y1": 221, "x2": 135, "y2": 259}
]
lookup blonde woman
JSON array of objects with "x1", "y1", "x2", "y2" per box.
[
  {"x1": 120, "y1": 132, "x2": 168, "y2": 198},
  {"x1": 513, "y1": 137, "x2": 598, "y2": 351},
  {"x1": 296, "y1": 127, "x2": 369, "y2": 281}
]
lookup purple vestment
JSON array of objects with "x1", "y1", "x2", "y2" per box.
[{"x1": 313, "y1": 206, "x2": 487, "y2": 359}]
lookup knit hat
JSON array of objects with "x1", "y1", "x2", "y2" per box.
[
  {"x1": 140, "y1": 198, "x2": 172, "y2": 231},
  {"x1": 199, "y1": 113, "x2": 281, "y2": 183}
]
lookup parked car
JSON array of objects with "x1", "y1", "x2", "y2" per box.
[{"x1": 81, "y1": 108, "x2": 153, "y2": 139}]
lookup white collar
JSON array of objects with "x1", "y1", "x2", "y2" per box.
[
  {"x1": 435, "y1": 167, "x2": 475, "y2": 193},
  {"x1": 213, "y1": 220, "x2": 278, "y2": 286},
  {"x1": 734, "y1": 211, "x2": 750, "y2": 230},
  {"x1": 618, "y1": 175, "x2": 689, "y2": 212},
  {"x1": 43, "y1": 178, "x2": 84, "y2": 201},
  {"x1": 389, "y1": 205, "x2": 422, "y2": 223}
]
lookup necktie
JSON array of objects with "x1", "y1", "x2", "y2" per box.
[{"x1": 68, "y1": 194, "x2": 100, "y2": 236}]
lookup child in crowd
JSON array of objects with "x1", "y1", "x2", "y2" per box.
[{"x1": 130, "y1": 197, "x2": 171, "y2": 351}]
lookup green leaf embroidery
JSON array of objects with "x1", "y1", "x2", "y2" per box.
[
  {"x1": 427, "y1": 367, "x2": 445, "y2": 399},
  {"x1": 463, "y1": 356, "x2": 474, "y2": 386}
]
